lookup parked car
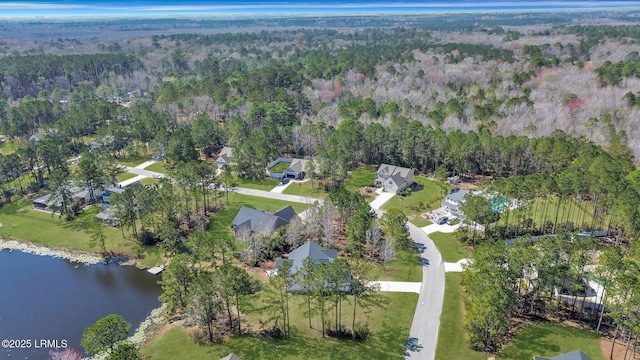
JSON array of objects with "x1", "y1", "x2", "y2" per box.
[{"x1": 436, "y1": 217, "x2": 448, "y2": 225}]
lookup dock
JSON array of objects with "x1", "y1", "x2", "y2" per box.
[{"x1": 147, "y1": 265, "x2": 165, "y2": 275}]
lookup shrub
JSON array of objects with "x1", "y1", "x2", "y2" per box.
[
  {"x1": 326, "y1": 323, "x2": 351, "y2": 339},
  {"x1": 353, "y1": 322, "x2": 371, "y2": 341}
]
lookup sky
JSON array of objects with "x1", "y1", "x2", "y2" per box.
[{"x1": 2, "y1": 1, "x2": 640, "y2": 18}]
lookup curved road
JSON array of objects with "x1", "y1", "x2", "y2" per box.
[{"x1": 405, "y1": 222, "x2": 445, "y2": 360}]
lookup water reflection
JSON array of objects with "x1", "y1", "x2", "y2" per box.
[{"x1": 0, "y1": 250, "x2": 162, "y2": 359}]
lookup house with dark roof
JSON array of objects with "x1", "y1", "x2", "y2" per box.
[
  {"x1": 220, "y1": 353, "x2": 242, "y2": 360},
  {"x1": 374, "y1": 164, "x2": 414, "y2": 193},
  {"x1": 216, "y1": 146, "x2": 233, "y2": 171},
  {"x1": 533, "y1": 350, "x2": 592, "y2": 360},
  {"x1": 231, "y1": 205, "x2": 297, "y2": 236},
  {"x1": 277, "y1": 241, "x2": 337, "y2": 275},
  {"x1": 283, "y1": 158, "x2": 309, "y2": 180},
  {"x1": 276, "y1": 241, "x2": 347, "y2": 292}
]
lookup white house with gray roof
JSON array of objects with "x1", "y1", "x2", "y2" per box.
[
  {"x1": 276, "y1": 241, "x2": 341, "y2": 292},
  {"x1": 216, "y1": 146, "x2": 233, "y2": 171},
  {"x1": 374, "y1": 164, "x2": 415, "y2": 193}
]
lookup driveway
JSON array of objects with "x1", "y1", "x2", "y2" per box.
[
  {"x1": 124, "y1": 166, "x2": 166, "y2": 179},
  {"x1": 369, "y1": 281, "x2": 422, "y2": 294},
  {"x1": 421, "y1": 223, "x2": 459, "y2": 235},
  {"x1": 234, "y1": 187, "x2": 323, "y2": 205},
  {"x1": 369, "y1": 192, "x2": 395, "y2": 209}
]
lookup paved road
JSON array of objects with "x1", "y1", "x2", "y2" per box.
[
  {"x1": 405, "y1": 222, "x2": 445, "y2": 360},
  {"x1": 369, "y1": 193, "x2": 445, "y2": 360},
  {"x1": 234, "y1": 187, "x2": 323, "y2": 205}
]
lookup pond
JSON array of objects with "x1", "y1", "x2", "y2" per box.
[{"x1": 0, "y1": 250, "x2": 162, "y2": 359}]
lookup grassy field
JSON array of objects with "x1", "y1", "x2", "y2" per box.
[
  {"x1": 429, "y1": 232, "x2": 469, "y2": 263},
  {"x1": 497, "y1": 322, "x2": 605, "y2": 360},
  {"x1": 0, "y1": 197, "x2": 165, "y2": 267},
  {"x1": 436, "y1": 273, "x2": 606, "y2": 360},
  {"x1": 436, "y1": 273, "x2": 487, "y2": 360},
  {"x1": 117, "y1": 155, "x2": 150, "y2": 167},
  {"x1": 0, "y1": 139, "x2": 18, "y2": 155},
  {"x1": 268, "y1": 161, "x2": 291, "y2": 173},
  {"x1": 140, "y1": 178, "x2": 159, "y2": 186},
  {"x1": 145, "y1": 161, "x2": 168, "y2": 173},
  {"x1": 282, "y1": 181, "x2": 326, "y2": 199},
  {"x1": 117, "y1": 172, "x2": 138, "y2": 182},
  {"x1": 382, "y1": 176, "x2": 444, "y2": 219},
  {"x1": 368, "y1": 248, "x2": 422, "y2": 282},
  {"x1": 144, "y1": 292, "x2": 417, "y2": 360},
  {"x1": 234, "y1": 177, "x2": 280, "y2": 191},
  {"x1": 499, "y1": 196, "x2": 599, "y2": 231},
  {"x1": 344, "y1": 166, "x2": 377, "y2": 193}
]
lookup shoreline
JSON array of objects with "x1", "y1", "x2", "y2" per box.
[{"x1": 0, "y1": 237, "x2": 137, "y2": 266}]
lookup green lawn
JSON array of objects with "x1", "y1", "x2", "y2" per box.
[
  {"x1": 145, "y1": 162, "x2": 168, "y2": 174},
  {"x1": 268, "y1": 161, "x2": 291, "y2": 173},
  {"x1": 0, "y1": 197, "x2": 165, "y2": 266},
  {"x1": 436, "y1": 273, "x2": 606, "y2": 360},
  {"x1": 282, "y1": 181, "x2": 326, "y2": 199},
  {"x1": 144, "y1": 292, "x2": 417, "y2": 360},
  {"x1": 234, "y1": 177, "x2": 280, "y2": 191},
  {"x1": 499, "y1": 196, "x2": 599, "y2": 232},
  {"x1": 429, "y1": 232, "x2": 469, "y2": 263},
  {"x1": 407, "y1": 215, "x2": 432, "y2": 227},
  {"x1": 117, "y1": 155, "x2": 150, "y2": 167},
  {"x1": 345, "y1": 165, "x2": 377, "y2": 192},
  {"x1": 436, "y1": 273, "x2": 487, "y2": 360},
  {"x1": 117, "y1": 172, "x2": 138, "y2": 182},
  {"x1": 368, "y1": 248, "x2": 422, "y2": 282},
  {"x1": 2, "y1": 173, "x2": 36, "y2": 191},
  {"x1": 0, "y1": 139, "x2": 18, "y2": 155},
  {"x1": 497, "y1": 322, "x2": 605, "y2": 360},
  {"x1": 140, "y1": 178, "x2": 159, "y2": 186},
  {"x1": 382, "y1": 176, "x2": 444, "y2": 219}
]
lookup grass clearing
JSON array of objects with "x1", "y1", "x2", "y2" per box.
[
  {"x1": 436, "y1": 273, "x2": 487, "y2": 360},
  {"x1": 1, "y1": 197, "x2": 167, "y2": 268},
  {"x1": 497, "y1": 322, "x2": 606, "y2": 360},
  {"x1": 140, "y1": 178, "x2": 159, "y2": 186},
  {"x1": 429, "y1": 232, "x2": 469, "y2": 263},
  {"x1": 145, "y1": 161, "x2": 168, "y2": 173},
  {"x1": 368, "y1": 248, "x2": 422, "y2": 282},
  {"x1": 117, "y1": 155, "x2": 150, "y2": 167},
  {"x1": 382, "y1": 176, "x2": 443, "y2": 219},
  {"x1": 500, "y1": 196, "x2": 599, "y2": 232},
  {"x1": 117, "y1": 172, "x2": 137, "y2": 182},
  {"x1": 234, "y1": 177, "x2": 280, "y2": 191},
  {"x1": 345, "y1": 165, "x2": 377, "y2": 192},
  {"x1": 283, "y1": 181, "x2": 326, "y2": 198},
  {"x1": 144, "y1": 292, "x2": 417, "y2": 360},
  {"x1": 0, "y1": 139, "x2": 18, "y2": 155},
  {"x1": 268, "y1": 161, "x2": 291, "y2": 173}
]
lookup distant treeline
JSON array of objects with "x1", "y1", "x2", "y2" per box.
[{"x1": 0, "y1": 53, "x2": 142, "y2": 99}]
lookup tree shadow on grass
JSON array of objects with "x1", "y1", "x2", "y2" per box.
[
  {"x1": 226, "y1": 326, "x2": 407, "y2": 360},
  {"x1": 497, "y1": 320, "x2": 599, "y2": 359}
]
